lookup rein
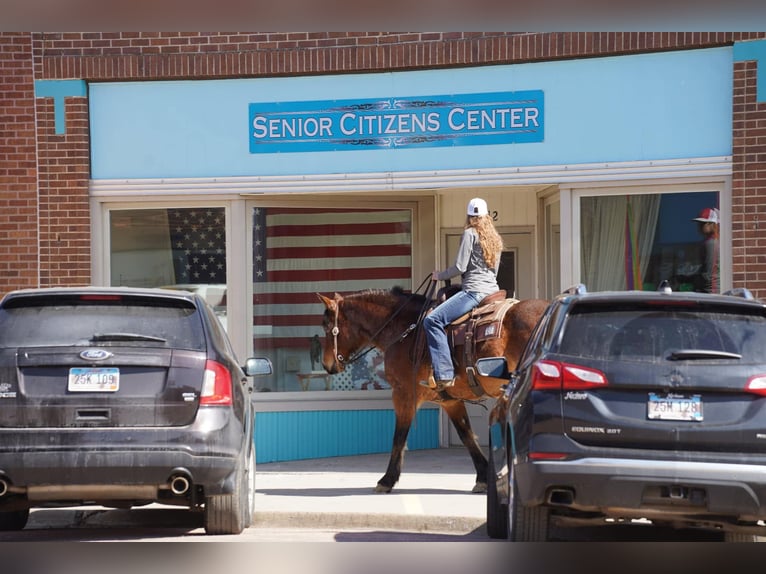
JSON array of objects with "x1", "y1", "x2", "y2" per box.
[{"x1": 331, "y1": 275, "x2": 434, "y2": 368}]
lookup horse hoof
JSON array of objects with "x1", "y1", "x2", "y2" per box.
[
  {"x1": 472, "y1": 482, "x2": 487, "y2": 493},
  {"x1": 374, "y1": 483, "x2": 393, "y2": 493}
]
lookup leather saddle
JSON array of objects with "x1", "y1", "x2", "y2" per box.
[{"x1": 434, "y1": 286, "x2": 519, "y2": 397}]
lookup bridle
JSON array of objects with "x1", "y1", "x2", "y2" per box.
[{"x1": 328, "y1": 276, "x2": 435, "y2": 370}]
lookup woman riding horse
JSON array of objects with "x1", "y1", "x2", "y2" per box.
[{"x1": 422, "y1": 197, "x2": 504, "y2": 391}]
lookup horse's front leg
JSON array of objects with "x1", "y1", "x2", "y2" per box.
[
  {"x1": 441, "y1": 400, "x2": 488, "y2": 493},
  {"x1": 375, "y1": 419, "x2": 411, "y2": 493},
  {"x1": 375, "y1": 377, "x2": 417, "y2": 493}
]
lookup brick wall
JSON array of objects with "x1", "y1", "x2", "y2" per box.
[
  {"x1": 34, "y1": 32, "x2": 766, "y2": 81},
  {"x1": 35, "y1": 93, "x2": 91, "y2": 288},
  {"x1": 0, "y1": 33, "x2": 38, "y2": 295},
  {"x1": 733, "y1": 58, "x2": 766, "y2": 299}
]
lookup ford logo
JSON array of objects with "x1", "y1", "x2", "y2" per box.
[{"x1": 79, "y1": 349, "x2": 113, "y2": 361}]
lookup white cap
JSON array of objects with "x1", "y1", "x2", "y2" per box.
[{"x1": 467, "y1": 197, "x2": 488, "y2": 216}]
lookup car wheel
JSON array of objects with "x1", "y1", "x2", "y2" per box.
[
  {"x1": 0, "y1": 509, "x2": 29, "y2": 531},
  {"x1": 204, "y1": 449, "x2": 248, "y2": 535},
  {"x1": 486, "y1": 433, "x2": 509, "y2": 539},
  {"x1": 508, "y1": 458, "x2": 549, "y2": 541}
]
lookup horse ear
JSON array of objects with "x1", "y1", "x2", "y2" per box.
[
  {"x1": 333, "y1": 292, "x2": 343, "y2": 302},
  {"x1": 317, "y1": 293, "x2": 336, "y2": 311}
]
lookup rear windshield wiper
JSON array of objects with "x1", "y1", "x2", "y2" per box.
[
  {"x1": 667, "y1": 349, "x2": 742, "y2": 360},
  {"x1": 90, "y1": 333, "x2": 167, "y2": 343}
]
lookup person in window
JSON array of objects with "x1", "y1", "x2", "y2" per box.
[
  {"x1": 421, "y1": 197, "x2": 503, "y2": 390},
  {"x1": 692, "y1": 207, "x2": 720, "y2": 293}
]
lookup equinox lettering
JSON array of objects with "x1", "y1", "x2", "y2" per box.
[{"x1": 570, "y1": 426, "x2": 606, "y2": 433}]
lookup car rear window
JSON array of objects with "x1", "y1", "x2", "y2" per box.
[
  {"x1": 0, "y1": 294, "x2": 206, "y2": 350},
  {"x1": 558, "y1": 303, "x2": 766, "y2": 362}
]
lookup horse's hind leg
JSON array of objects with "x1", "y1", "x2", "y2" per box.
[{"x1": 441, "y1": 400, "x2": 488, "y2": 493}]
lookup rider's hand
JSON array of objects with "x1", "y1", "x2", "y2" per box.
[{"x1": 431, "y1": 271, "x2": 440, "y2": 281}]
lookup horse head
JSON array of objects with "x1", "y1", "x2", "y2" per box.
[{"x1": 317, "y1": 292, "x2": 361, "y2": 374}]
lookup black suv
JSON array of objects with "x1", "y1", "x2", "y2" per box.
[
  {"x1": 0, "y1": 286, "x2": 272, "y2": 534},
  {"x1": 485, "y1": 283, "x2": 766, "y2": 541}
]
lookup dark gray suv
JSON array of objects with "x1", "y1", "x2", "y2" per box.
[
  {"x1": 0, "y1": 286, "x2": 272, "y2": 534},
  {"x1": 485, "y1": 283, "x2": 766, "y2": 541}
]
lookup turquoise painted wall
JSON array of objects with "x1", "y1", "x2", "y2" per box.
[
  {"x1": 88, "y1": 47, "x2": 732, "y2": 179},
  {"x1": 255, "y1": 408, "x2": 439, "y2": 463}
]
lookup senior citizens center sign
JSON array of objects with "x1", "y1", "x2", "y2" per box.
[{"x1": 249, "y1": 91, "x2": 544, "y2": 153}]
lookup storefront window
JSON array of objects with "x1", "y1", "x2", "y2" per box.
[
  {"x1": 580, "y1": 192, "x2": 719, "y2": 293},
  {"x1": 251, "y1": 206, "x2": 412, "y2": 392},
  {"x1": 109, "y1": 208, "x2": 228, "y2": 327}
]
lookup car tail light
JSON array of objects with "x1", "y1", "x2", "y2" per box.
[
  {"x1": 532, "y1": 360, "x2": 608, "y2": 390},
  {"x1": 745, "y1": 375, "x2": 766, "y2": 396},
  {"x1": 531, "y1": 360, "x2": 564, "y2": 389},
  {"x1": 200, "y1": 360, "x2": 233, "y2": 405}
]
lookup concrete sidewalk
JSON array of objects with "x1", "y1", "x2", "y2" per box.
[{"x1": 253, "y1": 447, "x2": 488, "y2": 535}]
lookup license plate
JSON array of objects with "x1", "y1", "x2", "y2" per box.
[
  {"x1": 647, "y1": 392, "x2": 702, "y2": 421},
  {"x1": 68, "y1": 367, "x2": 120, "y2": 392}
]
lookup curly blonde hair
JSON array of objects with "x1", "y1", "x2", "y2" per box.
[{"x1": 466, "y1": 214, "x2": 504, "y2": 268}]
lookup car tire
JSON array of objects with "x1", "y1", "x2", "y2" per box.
[
  {"x1": 204, "y1": 448, "x2": 249, "y2": 535},
  {"x1": 508, "y1": 459, "x2": 549, "y2": 541},
  {"x1": 486, "y1": 434, "x2": 509, "y2": 539},
  {"x1": 0, "y1": 509, "x2": 29, "y2": 531}
]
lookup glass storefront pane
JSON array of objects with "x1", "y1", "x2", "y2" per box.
[
  {"x1": 109, "y1": 207, "x2": 228, "y2": 328},
  {"x1": 580, "y1": 192, "x2": 719, "y2": 292},
  {"x1": 252, "y1": 206, "x2": 412, "y2": 392}
]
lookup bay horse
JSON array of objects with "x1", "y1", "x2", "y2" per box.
[{"x1": 317, "y1": 286, "x2": 548, "y2": 493}]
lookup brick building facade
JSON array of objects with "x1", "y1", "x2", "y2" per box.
[{"x1": 2, "y1": 32, "x2": 765, "y2": 296}]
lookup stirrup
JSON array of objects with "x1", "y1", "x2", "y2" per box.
[{"x1": 419, "y1": 374, "x2": 455, "y2": 391}]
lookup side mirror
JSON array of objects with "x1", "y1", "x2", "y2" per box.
[
  {"x1": 475, "y1": 356, "x2": 509, "y2": 379},
  {"x1": 244, "y1": 357, "x2": 273, "y2": 377}
]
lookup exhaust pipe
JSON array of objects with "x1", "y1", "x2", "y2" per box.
[
  {"x1": 169, "y1": 473, "x2": 191, "y2": 496},
  {"x1": 0, "y1": 478, "x2": 7, "y2": 497},
  {"x1": 547, "y1": 487, "x2": 575, "y2": 506}
]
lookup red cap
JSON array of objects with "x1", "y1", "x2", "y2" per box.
[{"x1": 692, "y1": 207, "x2": 719, "y2": 224}]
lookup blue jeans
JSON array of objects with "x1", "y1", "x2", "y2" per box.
[{"x1": 423, "y1": 290, "x2": 480, "y2": 381}]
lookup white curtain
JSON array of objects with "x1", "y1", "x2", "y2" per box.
[{"x1": 580, "y1": 194, "x2": 661, "y2": 291}]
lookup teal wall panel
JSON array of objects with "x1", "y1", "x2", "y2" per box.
[
  {"x1": 89, "y1": 47, "x2": 732, "y2": 179},
  {"x1": 255, "y1": 408, "x2": 439, "y2": 463}
]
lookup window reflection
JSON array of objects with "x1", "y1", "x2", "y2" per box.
[
  {"x1": 109, "y1": 207, "x2": 228, "y2": 327},
  {"x1": 580, "y1": 192, "x2": 719, "y2": 293}
]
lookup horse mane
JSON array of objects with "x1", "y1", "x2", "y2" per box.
[{"x1": 345, "y1": 286, "x2": 429, "y2": 313}]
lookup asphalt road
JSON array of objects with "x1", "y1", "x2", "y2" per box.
[
  {"x1": 0, "y1": 506, "x2": 751, "y2": 574},
  {"x1": 0, "y1": 506, "x2": 492, "y2": 542},
  {"x1": 0, "y1": 505, "x2": 736, "y2": 543}
]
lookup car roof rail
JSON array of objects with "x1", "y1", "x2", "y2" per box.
[
  {"x1": 657, "y1": 280, "x2": 673, "y2": 294},
  {"x1": 722, "y1": 287, "x2": 755, "y2": 300},
  {"x1": 562, "y1": 284, "x2": 587, "y2": 295}
]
